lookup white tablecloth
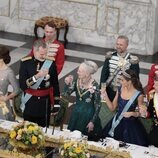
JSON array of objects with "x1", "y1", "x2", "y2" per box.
[
  {"x1": 0, "y1": 119, "x2": 158, "y2": 158},
  {"x1": 43, "y1": 127, "x2": 158, "y2": 158}
]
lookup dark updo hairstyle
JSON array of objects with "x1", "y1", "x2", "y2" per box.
[
  {"x1": 0, "y1": 45, "x2": 11, "y2": 64},
  {"x1": 122, "y1": 69, "x2": 144, "y2": 94}
]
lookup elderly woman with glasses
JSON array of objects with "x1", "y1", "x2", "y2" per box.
[{"x1": 63, "y1": 60, "x2": 102, "y2": 141}]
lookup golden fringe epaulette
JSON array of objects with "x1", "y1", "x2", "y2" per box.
[
  {"x1": 129, "y1": 55, "x2": 139, "y2": 64},
  {"x1": 105, "y1": 51, "x2": 113, "y2": 59},
  {"x1": 21, "y1": 56, "x2": 32, "y2": 62}
]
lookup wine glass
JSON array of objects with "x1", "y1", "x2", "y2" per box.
[
  {"x1": 101, "y1": 82, "x2": 106, "y2": 102},
  {"x1": 82, "y1": 135, "x2": 88, "y2": 143},
  {"x1": 68, "y1": 75, "x2": 74, "y2": 89}
]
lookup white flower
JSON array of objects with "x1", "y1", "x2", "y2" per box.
[
  {"x1": 93, "y1": 86, "x2": 96, "y2": 90},
  {"x1": 60, "y1": 150, "x2": 64, "y2": 156},
  {"x1": 38, "y1": 134, "x2": 43, "y2": 140},
  {"x1": 73, "y1": 142, "x2": 77, "y2": 147},
  {"x1": 86, "y1": 153, "x2": 90, "y2": 158},
  {"x1": 16, "y1": 134, "x2": 22, "y2": 140}
]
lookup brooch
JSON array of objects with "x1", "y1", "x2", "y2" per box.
[
  {"x1": 85, "y1": 98, "x2": 91, "y2": 103},
  {"x1": 44, "y1": 74, "x2": 50, "y2": 81}
]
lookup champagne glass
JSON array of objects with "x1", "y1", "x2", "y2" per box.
[
  {"x1": 68, "y1": 75, "x2": 74, "y2": 89},
  {"x1": 139, "y1": 100, "x2": 148, "y2": 118},
  {"x1": 82, "y1": 135, "x2": 88, "y2": 143},
  {"x1": 101, "y1": 82, "x2": 106, "y2": 102}
]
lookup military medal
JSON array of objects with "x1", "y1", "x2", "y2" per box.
[
  {"x1": 86, "y1": 98, "x2": 91, "y2": 103},
  {"x1": 45, "y1": 81, "x2": 50, "y2": 88},
  {"x1": 44, "y1": 74, "x2": 50, "y2": 80},
  {"x1": 36, "y1": 63, "x2": 40, "y2": 72},
  {"x1": 79, "y1": 98, "x2": 82, "y2": 101}
]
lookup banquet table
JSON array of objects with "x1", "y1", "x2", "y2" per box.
[{"x1": 0, "y1": 119, "x2": 158, "y2": 158}]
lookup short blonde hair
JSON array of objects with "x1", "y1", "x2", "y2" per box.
[
  {"x1": 117, "y1": 35, "x2": 129, "y2": 45},
  {"x1": 82, "y1": 60, "x2": 98, "y2": 75}
]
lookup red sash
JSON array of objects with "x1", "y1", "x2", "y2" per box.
[{"x1": 25, "y1": 87, "x2": 54, "y2": 105}]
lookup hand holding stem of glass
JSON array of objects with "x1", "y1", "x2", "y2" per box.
[
  {"x1": 138, "y1": 102, "x2": 147, "y2": 118},
  {"x1": 101, "y1": 83, "x2": 106, "y2": 102},
  {"x1": 68, "y1": 75, "x2": 74, "y2": 89}
]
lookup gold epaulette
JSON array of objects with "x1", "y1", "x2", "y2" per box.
[
  {"x1": 129, "y1": 55, "x2": 139, "y2": 64},
  {"x1": 21, "y1": 56, "x2": 32, "y2": 62},
  {"x1": 105, "y1": 51, "x2": 113, "y2": 59}
]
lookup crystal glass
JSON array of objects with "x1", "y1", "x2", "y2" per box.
[{"x1": 101, "y1": 83, "x2": 106, "y2": 102}]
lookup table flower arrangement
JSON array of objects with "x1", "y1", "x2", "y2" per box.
[
  {"x1": 60, "y1": 140, "x2": 90, "y2": 158},
  {"x1": 9, "y1": 121, "x2": 45, "y2": 156}
]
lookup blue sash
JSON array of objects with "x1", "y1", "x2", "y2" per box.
[
  {"x1": 20, "y1": 60, "x2": 53, "y2": 112},
  {"x1": 108, "y1": 90, "x2": 140, "y2": 137}
]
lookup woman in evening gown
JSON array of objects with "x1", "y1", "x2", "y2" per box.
[
  {"x1": 101, "y1": 69, "x2": 148, "y2": 146},
  {"x1": 0, "y1": 45, "x2": 19, "y2": 121},
  {"x1": 63, "y1": 60, "x2": 102, "y2": 141}
]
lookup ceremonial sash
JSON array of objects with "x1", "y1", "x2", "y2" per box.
[
  {"x1": 20, "y1": 60, "x2": 53, "y2": 112},
  {"x1": 108, "y1": 90, "x2": 140, "y2": 137}
]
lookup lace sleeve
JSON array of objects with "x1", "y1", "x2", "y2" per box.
[{"x1": 91, "y1": 82, "x2": 101, "y2": 123}]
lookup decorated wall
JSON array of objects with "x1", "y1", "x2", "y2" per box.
[{"x1": 0, "y1": 0, "x2": 157, "y2": 55}]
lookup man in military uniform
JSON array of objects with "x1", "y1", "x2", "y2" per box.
[
  {"x1": 19, "y1": 39, "x2": 60, "y2": 127},
  {"x1": 30, "y1": 21, "x2": 65, "y2": 75},
  {"x1": 140, "y1": 76, "x2": 158, "y2": 147},
  {"x1": 147, "y1": 64, "x2": 158, "y2": 95},
  {"x1": 100, "y1": 35, "x2": 139, "y2": 101}
]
